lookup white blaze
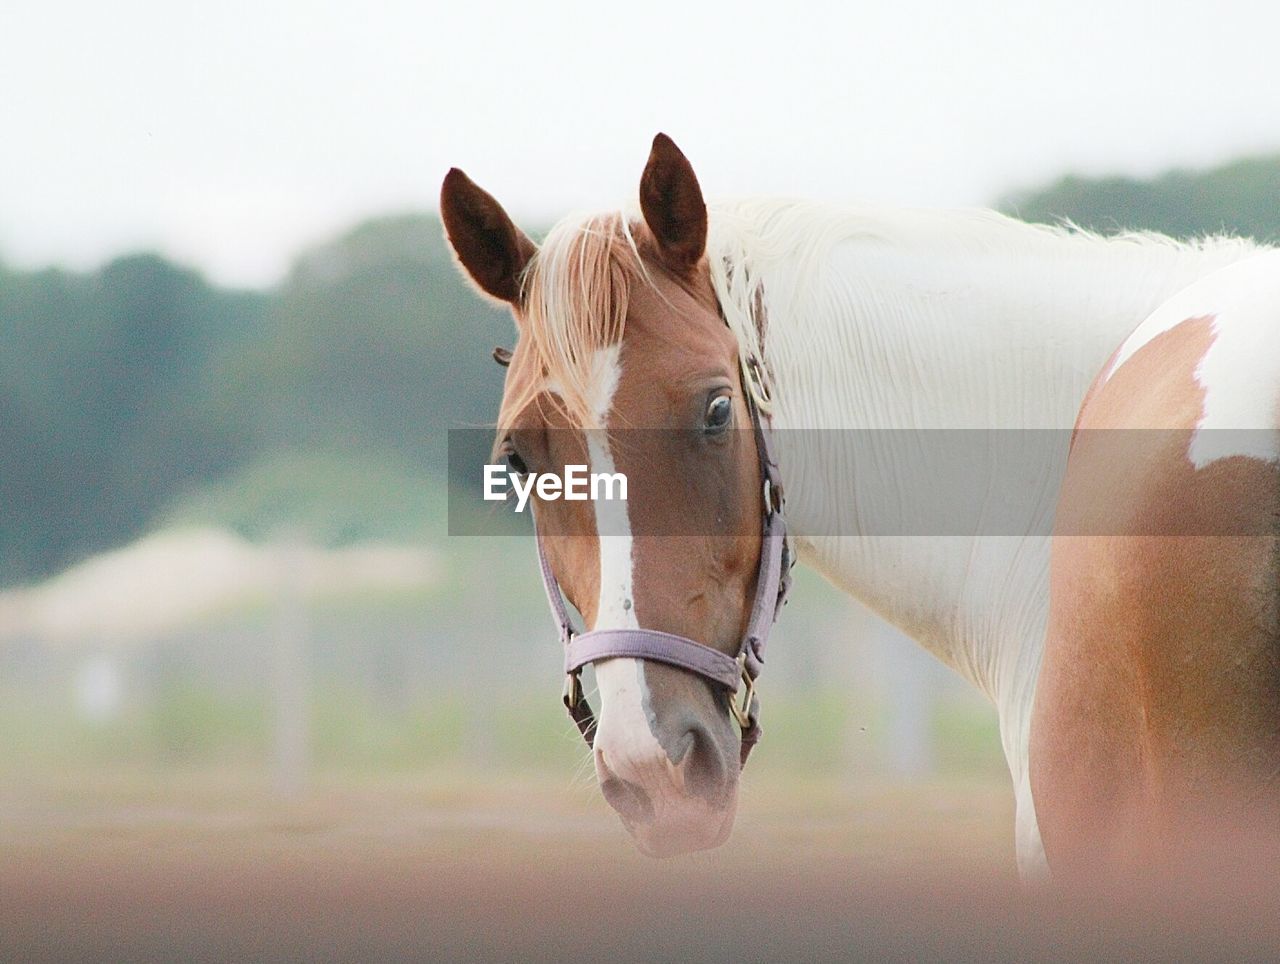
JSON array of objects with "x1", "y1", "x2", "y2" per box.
[{"x1": 576, "y1": 347, "x2": 661, "y2": 766}]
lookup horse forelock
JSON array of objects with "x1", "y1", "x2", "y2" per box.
[{"x1": 499, "y1": 212, "x2": 649, "y2": 432}]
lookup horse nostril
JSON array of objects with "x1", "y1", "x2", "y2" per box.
[
  {"x1": 678, "y1": 722, "x2": 729, "y2": 803},
  {"x1": 599, "y1": 775, "x2": 655, "y2": 824}
]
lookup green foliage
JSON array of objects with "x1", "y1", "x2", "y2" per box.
[
  {"x1": 0, "y1": 216, "x2": 514, "y2": 584},
  {"x1": 0, "y1": 255, "x2": 267, "y2": 581},
  {"x1": 999, "y1": 154, "x2": 1280, "y2": 241},
  {"x1": 215, "y1": 215, "x2": 512, "y2": 470}
]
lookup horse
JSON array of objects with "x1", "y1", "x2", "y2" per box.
[{"x1": 440, "y1": 134, "x2": 1280, "y2": 880}]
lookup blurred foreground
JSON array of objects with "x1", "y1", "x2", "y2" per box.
[{"x1": 4, "y1": 767, "x2": 1279, "y2": 961}]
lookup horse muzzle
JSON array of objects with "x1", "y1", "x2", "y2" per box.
[
  {"x1": 594, "y1": 742, "x2": 739, "y2": 857},
  {"x1": 590, "y1": 658, "x2": 741, "y2": 856}
]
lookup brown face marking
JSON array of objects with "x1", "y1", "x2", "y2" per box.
[
  {"x1": 610, "y1": 255, "x2": 763, "y2": 647},
  {"x1": 1034, "y1": 314, "x2": 1280, "y2": 879},
  {"x1": 505, "y1": 390, "x2": 602, "y2": 624},
  {"x1": 606, "y1": 248, "x2": 763, "y2": 803}
]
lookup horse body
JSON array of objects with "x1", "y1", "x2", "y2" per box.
[
  {"x1": 442, "y1": 136, "x2": 1278, "y2": 879},
  {"x1": 708, "y1": 200, "x2": 1265, "y2": 875}
]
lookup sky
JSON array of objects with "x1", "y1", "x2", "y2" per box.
[{"x1": 2, "y1": 0, "x2": 1279, "y2": 289}]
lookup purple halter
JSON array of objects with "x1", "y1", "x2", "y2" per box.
[{"x1": 533, "y1": 371, "x2": 792, "y2": 767}]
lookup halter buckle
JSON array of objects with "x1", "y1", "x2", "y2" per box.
[
  {"x1": 728, "y1": 652, "x2": 756, "y2": 730},
  {"x1": 562, "y1": 671, "x2": 584, "y2": 712}
]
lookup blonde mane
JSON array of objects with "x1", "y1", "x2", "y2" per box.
[
  {"x1": 498, "y1": 203, "x2": 778, "y2": 435},
  {"x1": 501, "y1": 213, "x2": 646, "y2": 432}
]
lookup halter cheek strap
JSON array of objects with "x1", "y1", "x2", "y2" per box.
[{"x1": 534, "y1": 384, "x2": 792, "y2": 768}]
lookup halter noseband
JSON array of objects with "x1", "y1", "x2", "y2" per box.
[{"x1": 533, "y1": 359, "x2": 792, "y2": 767}]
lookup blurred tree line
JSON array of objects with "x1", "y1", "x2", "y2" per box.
[
  {"x1": 1, "y1": 216, "x2": 511, "y2": 584},
  {"x1": 2, "y1": 154, "x2": 1278, "y2": 586},
  {"x1": 999, "y1": 154, "x2": 1280, "y2": 242}
]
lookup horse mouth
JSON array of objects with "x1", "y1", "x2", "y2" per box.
[{"x1": 609, "y1": 785, "x2": 739, "y2": 858}]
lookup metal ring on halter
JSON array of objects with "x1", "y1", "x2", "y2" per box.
[
  {"x1": 563, "y1": 669, "x2": 583, "y2": 711},
  {"x1": 728, "y1": 652, "x2": 755, "y2": 729}
]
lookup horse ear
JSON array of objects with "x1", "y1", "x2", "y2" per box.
[
  {"x1": 639, "y1": 133, "x2": 707, "y2": 273},
  {"x1": 440, "y1": 168, "x2": 536, "y2": 307}
]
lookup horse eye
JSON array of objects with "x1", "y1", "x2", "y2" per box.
[
  {"x1": 704, "y1": 394, "x2": 732, "y2": 433},
  {"x1": 502, "y1": 443, "x2": 528, "y2": 476}
]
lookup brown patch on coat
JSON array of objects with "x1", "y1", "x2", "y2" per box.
[{"x1": 1033, "y1": 314, "x2": 1280, "y2": 881}]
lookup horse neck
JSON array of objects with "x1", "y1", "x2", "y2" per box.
[{"x1": 711, "y1": 201, "x2": 1259, "y2": 738}]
